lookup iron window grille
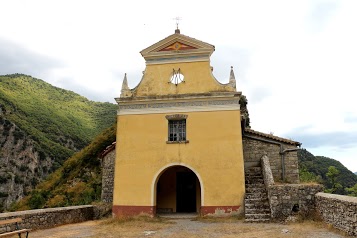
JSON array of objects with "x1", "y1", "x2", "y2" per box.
[
  {"x1": 168, "y1": 120, "x2": 186, "y2": 142},
  {"x1": 166, "y1": 114, "x2": 188, "y2": 143}
]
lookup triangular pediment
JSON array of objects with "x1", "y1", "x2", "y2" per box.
[
  {"x1": 140, "y1": 32, "x2": 215, "y2": 64},
  {"x1": 158, "y1": 41, "x2": 197, "y2": 52}
]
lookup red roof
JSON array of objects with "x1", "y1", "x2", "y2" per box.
[
  {"x1": 244, "y1": 128, "x2": 301, "y2": 146},
  {"x1": 99, "y1": 142, "x2": 116, "y2": 158}
]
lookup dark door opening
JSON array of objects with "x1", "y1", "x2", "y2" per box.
[{"x1": 176, "y1": 172, "x2": 196, "y2": 212}]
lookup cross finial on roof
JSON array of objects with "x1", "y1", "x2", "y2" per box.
[{"x1": 173, "y1": 16, "x2": 182, "y2": 34}]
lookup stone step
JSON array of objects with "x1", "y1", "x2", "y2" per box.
[
  {"x1": 245, "y1": 208, "x2": 271, "y2": 214},
  {"x1": 245, "y1": 173, "x2": 263, "y2": 177},
  {"x1": 245, "y1": 193, "x2": 268, "y2": 199},
  {"x1": 244, "y1": 166, "x2": 271, "y2": 223},
  {"x1": 245, "y1": 172, "x2": 262, "y2": 176},
  {"x1": 245, "y1": 218, "x2": 271, "y2": 223},
  {"x1": 245, "y1": 183, "x2": 265, "y2": 189},
  {"x1": 245, "y1": 213, "x2": 271, "y2": 220},
  {"x1": 246, "y1": 167, "x2": 262, "y2": 173},
  {"x1": 245, "y1": 199, "x2": 270, "y2": 209},
  {"x1": 245, "y1": 178, "x2": 263, "y2": 183},
  {"x1": 245, "y1": 188, "x2": 267, "y2": 193},
  {"x1": 245, "y1": 204, "x2": 270, "y2": 210},
  {"x1": 245, "y1": 175, "x2": 263, "y2": 179},
  {"x1": 245, "y1": 178, "x2": 264, "y2": 184},
  {"x1": 245, "y1": 197, "x2": 269, "y2": 202}
]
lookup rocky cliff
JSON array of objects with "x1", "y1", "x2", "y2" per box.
[{"x1": 0, "y1": 117, "x2": 54, "y2": 211}]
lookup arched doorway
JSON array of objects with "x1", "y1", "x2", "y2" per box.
[{"x1": 156, "y1": 166, "x2": 201, "y2": 214}]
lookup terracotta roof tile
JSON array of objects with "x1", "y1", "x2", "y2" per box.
[
  {"x1": 99, "y1": 142, "x2": 116, "y2": 158},
  {"x1": 244, "y1": 128, "x2": 301, "y2": 146}
]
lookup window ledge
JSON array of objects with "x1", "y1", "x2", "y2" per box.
[{"x1": 166, "y1": 140, "x2": 190, "y2": 144}]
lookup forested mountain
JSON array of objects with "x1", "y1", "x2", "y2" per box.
[
  {"x1": 0, "y1": 74, "x2": 117, "y2": 211},
  {"x1": 298, "y1": 149, "x2": 357, "y2": 194}
]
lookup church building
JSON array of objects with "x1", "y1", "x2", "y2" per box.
[{"x1": 111, "y1": 29, "x2": 300, "y2": 218}]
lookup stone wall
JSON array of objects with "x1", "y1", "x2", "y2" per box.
[
  {"x1": 316, "y1": 192, "x2": 357, "y2": 236},
  {"x1": 268, "y1": 184, "x2": 323, "y2": 220},
  {"x1": 0, "y1": 205, "x2": 94, "y2": 231},
  {"x1": 261, "y1": 155, "x2": 274, "y2": 187},
  {"x1": 243, "y1": 136, "x2": 299, "y2": 183},
  {"x1": 260, "y1": 155, "x2": 323, "y2": 220},
  {"x1": 101, "y1": 149, "x2": 115, "y2": 203}
]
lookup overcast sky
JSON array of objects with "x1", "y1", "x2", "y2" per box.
[{"x1": 1, "y1": 0, "x2": 357, "y2": 172}]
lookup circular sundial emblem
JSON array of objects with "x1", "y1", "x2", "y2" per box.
[{"x1": 170, "y1": 69, "x2": 184, "y2": 85}]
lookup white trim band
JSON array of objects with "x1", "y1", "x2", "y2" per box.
[{"x1": 118, "y1": 99, "x2": 240, "y2": 115}]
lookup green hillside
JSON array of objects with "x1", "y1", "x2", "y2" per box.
[
  {"x1": 298, "y1": 149, "x2": 357, "y2": 194},
  {"x1": 13, "y1": 123, "x2": 116, "y2": 210},
  {"x1": 0, "y1": 74, "x2": 117, "y2": 170}
]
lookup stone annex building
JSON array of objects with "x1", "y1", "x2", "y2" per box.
[{"x1": 100, "y1": 29, "x2": 307, "y2": 221}]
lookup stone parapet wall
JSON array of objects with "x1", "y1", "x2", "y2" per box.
[
  {"x1": 316, "y1": 192, "x2": 357, "y2": 236},
  {"x1": 243, "y1": 137, "x2": 299, "y2": 183},
  {"x1": 261, "y1": 155, "x2": 274, "y2": 187},
  {"x1": 101, "y1": 149, "x2": 115, "y2": 203},
  {"x1": 268, "y1": 184, "x2": 323, "y2": 220},
  {"x1": 0, "y1": 205, "x2": 94, "y2": 231}
]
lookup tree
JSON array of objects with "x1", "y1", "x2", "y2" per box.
[
  {"x1": 299, "y1": 167, "x2": 324, "y2": 183},
  {"x1": 345, "y1": 183, "x2": 357, "y2": 197},
  {"x1": 325, "y1": 166, "x2": 343, "y2": 194}
]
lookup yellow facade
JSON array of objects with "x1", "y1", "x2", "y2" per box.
[
  {"x1": 134, "y1": 61, "x2": 234, "y2": 97},
  {"x1": 113, "y1": 30, "x2": 245, "y2": 216}
]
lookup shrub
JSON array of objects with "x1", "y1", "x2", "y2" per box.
[{"x1": 28, "y1": 190, "x2": 47, "y2": 209}]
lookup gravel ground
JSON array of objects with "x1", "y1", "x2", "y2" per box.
[{"x1": 29, "y1": 218, "x2": 347, "y2": 238}]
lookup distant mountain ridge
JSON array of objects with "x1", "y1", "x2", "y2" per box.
[
  {"x1": 0, "y1": 74, "x2": 117, "y2": 211},
  {"x1": 298, "y1": 149, "x2": 357, "y2": 194}
]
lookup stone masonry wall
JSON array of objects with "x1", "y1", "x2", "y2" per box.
[
  {"x1": 261, "y1": 155, "x2": 274, "y2": 187},
  {"x1": 101, "y1": 149, "x2": 115, "y2": 203},
  {"x1": 268, "y1": 184, "x2": 323, "y2": 220},
  {"x1": 243, "y1": 137, "x2": 299, "y2": 183},
  {"x1": 316, "y1": 192, "x2": 357, "y2": 236},
  {"x1": 260, "y1": 155, "x2": 323, "y2": 220},
  {"x1": 0, "y1": 205, "x2": 94, "y2": 231}
]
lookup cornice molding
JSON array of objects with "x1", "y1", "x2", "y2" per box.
[
  {"x1": 116, "y1": 92, "x2": 241, "y2": 103},
  {"x1": 145, "y1": 54, "x2": 210, "y2": 65},
  {"x1": 117, "y1": 97, "x2": 241, "y2": 115},
  {"x1": 165, "y1": 114, "x2": 188, "y2": 120}
]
